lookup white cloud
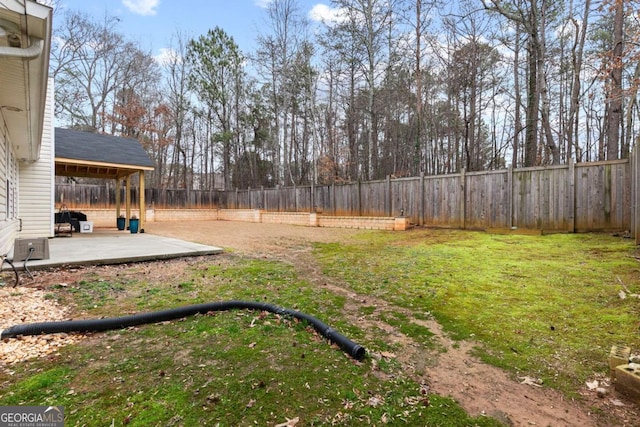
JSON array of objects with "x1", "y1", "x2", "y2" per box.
[
  {"x1": 308, "y1": 4, "x2": 346, "y2": 25},
  {"x1": 254, "y1": 0, "x2": 272, "y2": 9},
  {"x1": 122, "y1": 0, "x2": 160, "y2": 16},
  {"x1": 154, "y1": 47, "x2": 181, "y2": 66}
]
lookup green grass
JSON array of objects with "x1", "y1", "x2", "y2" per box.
[
  {"x1": 1, "y1": 255, "x2": 502, "y2": 426},
  {"x1": 2, "y1": 228, "x2": 638, "y2": 425},
  {"x1": 315, "y1": 229, "x2": 640, "y2": 394}
]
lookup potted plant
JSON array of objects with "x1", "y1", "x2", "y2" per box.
[
  {"x1": 129, "y1": 214, "x2": 140, "y2": 234},
  {"x1": 117, "y1": 214, "x2": 126, "y2": 231}
]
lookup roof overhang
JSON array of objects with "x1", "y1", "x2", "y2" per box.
[
  {"x1": 56, "y1": 157, "x2": 155, "y2": 180},
  {"x1": 0, "y1": 0, "x2": 52, "y2": 163}
]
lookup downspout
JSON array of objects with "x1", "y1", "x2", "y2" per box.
[{"x1": 0, "y1": 37, "x2": 44, "y2": 60}]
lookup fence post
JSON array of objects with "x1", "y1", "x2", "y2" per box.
[
  {"x1": 386, "y1": 175, "x2": 392, "y2": 217},
  {"x1": 357, "y1": 180, "x2": 362, "y2": 216},
  {"x1": 311, "y1": 182, "x2": 315, "y2": 213},
  {"x1": 419, "y1": 172, "x2": 425, "y2": 226},
  {"x1": 276, "y1": 185, "x2": 281, "y2": 212},
  {"x1": 331, "y1": 183, "x2": 336, "y2": 215},
  {"x1": 568, "y1": 158, "x2": 576, "y2": 233},
  {"x1": 460, "y1": 168, "x2": 466, "y2": 229},
  {"x1": 507, "y1": 166, "x2": 513, "y2": 228}
]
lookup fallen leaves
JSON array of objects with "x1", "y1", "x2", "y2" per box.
[
  {"x1": 585, "y1": 376, "x2": 610, "y2": 398},
  {"x1": 275, "y1": 416, "x2": 299, "y2": 427},
  {"x1": 366, "y1": 394, "x2": 385, "y2": 407},
  {"x1": 519, "y1": 376, "x2": 543, "y2": 387},
  {"x1": 616, "y1": 276, "x2": 640, "y2": 299},
  {"x1": 0, "y1": 286, "x2": 85, "y2": 369},
  {"x1": 586, "y1": 380, "x2": 599, "y2": 390},
  {"x1": 205, "y1": 394, "x2": 221, "y2": 406}
]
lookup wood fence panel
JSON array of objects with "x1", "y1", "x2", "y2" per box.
[
  {"x1": 574, "y1": 161, "x2": 630, "y2": 231},
  {"x1": 465, "y1": 170, "x2": 509, "y2": 229},
  {"x1": 513, "y1": 168, "x2": 536, "y2": 229},
  {"x1": 423, "y1": 174, "x2": 463, "y2": 227},
  {"x1": 294, "y1": 186, "x2": 312, "y2": 212},
  {"x1": 333, "y1": 183, "x2": 359, "y2": 216},
  {"x1": 512, "y1": 166, "x2": 571, "y2": 230},
  {"x1": 360, "y1": 180, "x2": 389, "y2": 217},
  {"x1": 390, "y1": 178, "x2": 421, "y2": 222},
  {"x1": 283, "y1": 187, "x2": 294, "y2": 210},
  {"x1": 249, "y1": 189, "x2": 262, "y2": 209},
  {"x1": 263, "y1": 188, "x2": 279, "y2": 210},
  {"x1": 146, "y1": 188, "x2": 219, "y2": 209},
  {"x1": 614, "y1": 162, "x2": 631, "y2": 229},
  {"x1": 233, "y1": 189, "x2": 248, "y2": 209},
  {"x1": 279, "y1": 187, "x2": 292, "y2": 210},
  {"x1": 312, "y1": 185, "x2": 332, "y2": 213}
]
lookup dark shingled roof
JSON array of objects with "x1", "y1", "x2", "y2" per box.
[{"x1": 55, "y1": 128, "x2": 154, "y2": 168}]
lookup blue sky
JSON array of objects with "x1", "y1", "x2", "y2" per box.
[{"x1": 55, "y1": 0, "x2": 338, "y2": 60}]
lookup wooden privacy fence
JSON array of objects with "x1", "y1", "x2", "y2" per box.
[
  {"x1": 57, "y1": 156, "x2": 639, "y2": 238},
  {"x1": 226, "y1": 159, "x2": 631, "y2": 233},
  {"x1": 56, "y1": 184, "x2": 222, "y2": 208}
]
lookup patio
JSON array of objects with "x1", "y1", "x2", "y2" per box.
[{"x1": 9, "y1": 228, "x2": 223, "y2": 271}]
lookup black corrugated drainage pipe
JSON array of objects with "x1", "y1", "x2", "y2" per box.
[{"x1": 0, "y1": 300, "x2": 366, "y2": 360}]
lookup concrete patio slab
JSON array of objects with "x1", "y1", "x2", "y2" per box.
[{"x1": 8, "y1": 230, "x2": 223, "y2": 271}]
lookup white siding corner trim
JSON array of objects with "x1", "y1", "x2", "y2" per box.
[{"x1": 18, "y1": 77, "x2": 54, "y2": 239}]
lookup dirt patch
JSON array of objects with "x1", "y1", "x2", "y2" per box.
[{"x1": 2, "y1": 221, "x2": 639, "y2": 426}]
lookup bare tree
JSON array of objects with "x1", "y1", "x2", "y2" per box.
[
  {"x1": 255, "y1": 0, "x2": 310, "y2": 186},
  {"x1": 163, "y1": 32, "x2": 192, "y2": 189},
  {"x1": 482, "y1": 0, "x2": 561, "y2": 166},
  {"x1": 51, "y1": 11, "x2": 151, "y2": 133},
  {"x1": 563, "y1": 0, "x2": 591, "y2": 162},
  {"x1": 331, "y1": 0, "x2": 395, "y2": 180}
]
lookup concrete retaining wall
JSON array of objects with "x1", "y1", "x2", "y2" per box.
[{"x1": 75, "y1": 208, "x2": 410, "y2": 231}]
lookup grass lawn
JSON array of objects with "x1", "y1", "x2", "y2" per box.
[
  {"x1": 1, "y1": 228, "x2": 639, "y2": 426},
  {"x1": 316, "y1": 230, "x2": 640, "y2": 395}
]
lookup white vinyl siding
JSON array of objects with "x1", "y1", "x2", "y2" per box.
[
  {"x1": 0, "y1": 114, "x2": 21, "y2": 254},
  {"x1": 18, "y1": 77, "x2": 54, "y2": 238}
]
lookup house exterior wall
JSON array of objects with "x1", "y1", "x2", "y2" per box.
[
  {"x1": 18, "y1": 77, "x2": 54, "y2": 239},
  {"x1": 0, "y1": 111, "x2": 21, "y2": 255}
]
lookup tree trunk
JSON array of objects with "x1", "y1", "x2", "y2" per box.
[
  {"x1": 606, "y1": 0, "x2": 624, "y2": 160},
  {"x1": 524, "y1": 25, "x2": 540, "y2": 167},
  {"x1": 512, "y1": 23, "x2": 522, "y2": 168}
]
